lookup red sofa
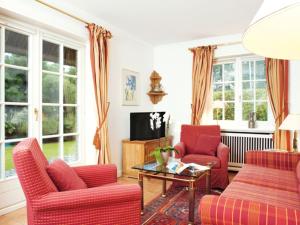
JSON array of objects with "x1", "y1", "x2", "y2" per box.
[
  {"x1": 175, "y1": 125, "x2": 229, "y2": 189},
  {"x1": 13, "y1": 138, "x2": 141, "y2": 225},
  {"x1": 200, "y1": 150, "x2": 300, "y2": 225}
]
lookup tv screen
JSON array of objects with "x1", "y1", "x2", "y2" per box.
[{"x1": 130, "y1": 112, "x2": 166, "y2": 141}]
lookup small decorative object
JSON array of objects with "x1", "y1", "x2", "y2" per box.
[
  {"x1": 248, "y1": 112, "x2": 256, "y2": 128},
  {"x1": 212, "y1": 101, "x2": 224, "y2": 125},
  {"x1": 147, "y1": 71, "x2": 167, "y2": 104},
  {"x1": 149, "y1": 112, "x2": 178, "y2": 165},
  {"x1": 122, "y1": 69, "x2": 140, "y2": 105}
]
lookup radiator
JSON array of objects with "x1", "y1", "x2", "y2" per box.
[{"x1": 221, "y1": 131, "x2": 274, "y2": 171}]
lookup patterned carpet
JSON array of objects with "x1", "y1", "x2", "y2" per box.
[{"x1": 142, "y1": 186, "x2": 210, "y2": 225}]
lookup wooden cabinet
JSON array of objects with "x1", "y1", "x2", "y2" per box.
[{"x1": 122, "y1": 136, "x2": 172, "y2": 177}]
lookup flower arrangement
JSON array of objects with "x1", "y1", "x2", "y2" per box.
[{"x1": 149, "y1": 112, "x2": 178, "y2": 165}]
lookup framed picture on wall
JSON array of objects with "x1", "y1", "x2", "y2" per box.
[{"x1": 122, "y1": 69, "x2": 140, "y2": 105}]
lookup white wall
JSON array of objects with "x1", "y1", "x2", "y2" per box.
[
  {"x1": 0, "y1": 0, "x2": 154, "y2": 214},
  {"x1": 153, "y1": 34, "x2": 300, "y2": 143}
]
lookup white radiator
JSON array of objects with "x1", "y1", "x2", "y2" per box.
[{"x1": 221, "y1": 131, "x2": 274, "y2": 171}]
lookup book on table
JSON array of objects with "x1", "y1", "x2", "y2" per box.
[{"x1": 167, "y1": 159, "x2": 209, "y2": 174}]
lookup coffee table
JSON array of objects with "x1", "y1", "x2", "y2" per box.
[{"x1": 132, "y1": 162, "x2": 214, "y2": 225}]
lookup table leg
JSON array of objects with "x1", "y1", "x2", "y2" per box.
[
  {"x1": 206, "y1": 169, "x2": 211, "y2": 194},
  {"x1": 138, "y1": 172, "x2": 144, "y2": 215},
  {"x1": 188, "y1": 180, "x2": 196, "y2": 225},
  {"x1": 162, "y1": 173, "x2": 166, "y2": 197}
]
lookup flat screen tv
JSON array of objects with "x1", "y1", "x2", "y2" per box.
[{"x1": 130, "y1": 112, "x2": 166, "y2": 141}]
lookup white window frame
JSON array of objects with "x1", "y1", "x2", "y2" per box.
[
  {"x1": 211, "y1": 55, "x2": 274, "y2": 131},
  {"x1": 0, "y1": 16, "x2": 85, "y2": 182}
]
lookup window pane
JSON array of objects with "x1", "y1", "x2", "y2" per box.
[
  {"x1": 63, "y1": 77, "x2": 77, "y2": 104},
  {"x1": 64, "y1": 107, "x2": 77, "y2": 133},
  {"x1": 213, "y1": 84, "x2": 222, "y2": 101},
  {"x1": 242, "y1": 81, "x2": 253, "y2": 100},
  {"x1": 213, "y1": 108, "x2": 223, "y2": 120},
  {"x1": 256, "y1": 81, "x2": 267, "y2": 100},
  {"x1": 242, "y1": 102, "x2": 254, "y2": 120},
  {"x1": 224, "y1": 83, "x2": 234, "y2": 101},
  {"x1": 224, "y1": 63, "x2": 235, "y2": 81},
  {"x1": 213, "y1": 65, "x2": 222, "y2": 82},
  {"x1": 42, "y1": 106, "x2": 59, "y2": 135},
  {"x1": 242, "y1": 61, "x2": 250, "y2": 80},
  {"x1": 64, "y1": 47, "x2": 77, "y2": 75},
  {"x1": 43, "y1": 41, "x2": 59, "y2": 72},
  {"x1": 5, "y1": 30, "x2": 28, "y2": 67},
  {"x1": 256, "y1": 60, "x2": 265, "y2": 80},
  {"x1": 43, "y1": 137, "x2": 59, "y2": 162},
  {"x1": 225, "y1": 103, "x2": 235, "y2": 120},
  {"x1": 5, "y1": 68, "x2": 28, "y2": 102},
  {"x1": 5, "y1": 106, "x2": 28, "y2": 139},
  {"x1": 256, "y1": 102, "x2": 268, "y2": 121},
  {"x1": 64, "y1": 136, "x2": 78, "y2": 162},
  {"x1": 42, "y1": 73, "x2": 59, "y2": 103},
  {"x1": 5, "y1": 142, "x2": 17, "y2": 178}
]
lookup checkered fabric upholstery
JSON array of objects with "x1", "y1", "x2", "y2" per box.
[
  {"x1": 13, "y1": 138, "x2": 141, "y2": 225},
  {"x1": 199, "y1": 150, "x2": 300, "y2": 225},
  {"x1": 200, "y1": 195, "x2": 300, "y2": 225},
  {"x1": 246, "y1": 150, "x2": 300, "y2": 171}
]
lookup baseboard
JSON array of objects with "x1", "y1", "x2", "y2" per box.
[{"x1": 0, "y1": 201, "x2": 26, "y2": 216}]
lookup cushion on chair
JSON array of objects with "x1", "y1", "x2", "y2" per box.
[
  {"x1": 47, "y1": 159, "x2": 87, "y2": 191},
  {"x1": 182, "y1": 154, "x2": 221, "y2": 168},
  {"x1": 186, "y1": 135, "x2": 220, "y2": 156}
]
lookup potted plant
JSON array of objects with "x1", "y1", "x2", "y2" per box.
[{"x1": 149, "y1": 112, "x2": 178, "y2": 165}]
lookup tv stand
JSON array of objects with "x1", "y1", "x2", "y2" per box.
[{"x1": 122, "y1": 136, "x2": 173, "y2": 178}]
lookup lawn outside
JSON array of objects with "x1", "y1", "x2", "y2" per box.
[{"x1": 5, "y1": 140, "x2": 77, "y2": 177}]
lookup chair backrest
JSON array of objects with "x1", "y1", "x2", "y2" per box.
[
  {"x1": 13, "y1": 138, "x2": 57, "y2": 202},
  {"x1": 180, "y1": 125, "x2": 221, "y2": 154}
]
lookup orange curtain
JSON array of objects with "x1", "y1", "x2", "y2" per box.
[
  {"x1": 265, "y1": 58, "x2": 291, "y2": 151},
  {"x1": 190, "y1": 46, "x2": 216, "y2": 125},
  {"x1": 87, "y1": 23, "x2": 112, "y2": 164}
]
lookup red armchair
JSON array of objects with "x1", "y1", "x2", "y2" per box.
[
  {"x1": 13, "y1": 138, "x2": 141, "y2": 225},
  {"x1": 175, "y1": 125, "x2": 229, "y2": 189}
]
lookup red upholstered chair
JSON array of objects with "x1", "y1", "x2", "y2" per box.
[
  {"x1": 175, "y1": 125, "x2": 229, "y2": 190},
  {"x1": 13, "y1": 138, "x2": 141, "y2": 225}
]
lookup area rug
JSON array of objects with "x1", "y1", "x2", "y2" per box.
[{"x1": 142, "y1": 186, "x2": 217, "y2": 225}]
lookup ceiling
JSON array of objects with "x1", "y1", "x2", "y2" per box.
[{"x1": 58, "y1": 0, "x2": 263, "y2": 45}]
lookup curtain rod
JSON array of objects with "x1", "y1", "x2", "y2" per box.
[
  {"x1": 35, "y1": 0, "x2": 89, "y2": 25},
  {"x1": 189, "y1": 41, "x2": 241, "y2": 51}
]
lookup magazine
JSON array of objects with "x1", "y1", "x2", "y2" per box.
[{"x1": 167, "y1": 158, "x2": 209, "y2": 174}]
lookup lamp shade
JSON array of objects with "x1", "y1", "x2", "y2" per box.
[
  {"x1": 279, "y1": 114, "x2": 300, "y2": 131},
  {"x1": 243, "y1": 0, "x2": 300, "y2": 60}
]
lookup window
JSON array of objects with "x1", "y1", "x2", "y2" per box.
[
  {"x1": 0, "y1": 28, "x2": 30, "y2": 178},
  {"x1": 42, "y1": 40, "x2": 79, "y2": 163},
  {"x1": 0, "y1": 23, "x2": 82, "y2": 180},
  {"x1": 212, "y1": 57, "x2": 272, "y2": 127}
]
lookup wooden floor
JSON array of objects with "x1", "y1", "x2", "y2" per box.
[{"x1": 0, "y1": 172, "x2": 237, "y2": 225}]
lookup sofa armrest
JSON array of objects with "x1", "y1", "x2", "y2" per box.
[
  {"x1": 200, "y1": 195, "x2": 300, "y2": 225},
  {"x1": 246, "y1": 150, "x2": 300, "y2": 171},
  {"x1": 174, "y1": 142, "x2": 186, "y2": 158},
  {"x1": 217, "y1": 143, "x2": 229, "y2": 168},
  {"x1": 32, "y1": 184, "x2": 141, "y2": 212},
  {"x1": 73, "y1": 164, "x2": 117, "y2": 187}
]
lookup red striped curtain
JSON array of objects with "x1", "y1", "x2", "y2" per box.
[{"x1": 265, "y1": 58, "x2": 291, "y2": 151}]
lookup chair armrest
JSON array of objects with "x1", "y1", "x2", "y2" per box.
[
  {"x1": 200, "y1": 195, "x2": 300, "y2": 225},
  {"x1": 32, "y1": 184, "x2": 141, "y2": 212},
  {"x1": 246, "y1": 150, "x2": 300, "y2": 170},
  {"x1": 174, "y1": 142, "x2": 186, "y2": 158},
  {"x1": 216, "y1": 143, "x2": 229, "y2": 168},
  {"x1": 73, "y1": 164, "x2": 117, "y2": 187}
]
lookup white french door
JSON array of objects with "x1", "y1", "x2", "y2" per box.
[{"x1": 0, "y1": 21, "x2": 84, "y2": 182}]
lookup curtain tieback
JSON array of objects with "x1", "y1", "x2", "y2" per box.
[{"x1": 93, "y1": 102, "x2": 110, "y2": 150}]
